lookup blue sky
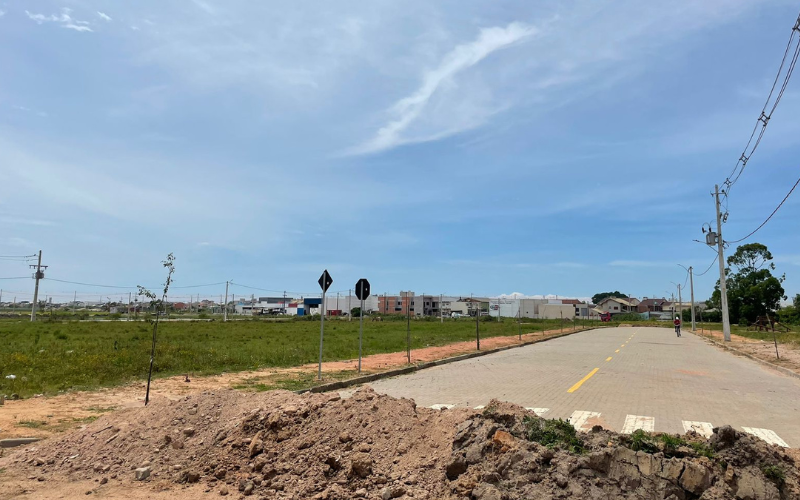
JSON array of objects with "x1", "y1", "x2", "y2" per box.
[{"x1": 1, "y1": 0, "x2": 800, "y2": 304}]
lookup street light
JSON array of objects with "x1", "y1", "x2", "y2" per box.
[
  {"x1": 669, "y1": 282, "x2": 683, "y2": 325},
  {"x1": 677, "y1": 264, "x2": 696, "y2": 332}
]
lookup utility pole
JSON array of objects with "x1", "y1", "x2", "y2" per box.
[
  {"x1": 440, "y1": 294, "x2": 443, "y2": 323},
  {"x1": 223, "y1": 281, "x2": 229, "y2": 322},
  {"x1": 677, "y1": 284, "x2": 682, "y2": 323},
  {"x1": 128, "y1": 292, "x2": 132, "y2": 321},
  {"x1": 29, "y1": 250, "x2": 46, "y2": 322},
  {"x1": 348, "y1": 289, "x2": 352, "y2": 321},
  {"x1": 689, "y1": 267, "x2": 696, "y2": 332},
  {"x1": 713, "y1": 185, "x2": 732, "y2": 341}
]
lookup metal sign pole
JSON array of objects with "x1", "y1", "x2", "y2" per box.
[
  {"x1": 318, "y1": 289, "x2": 326, "y2": 381},
  {"x1": 406, "y1": 293, "x2": 411, "y2": 363},
  {"x1": 476, "y1": 308, "x2": 480, "y2": 350},
  {"x1": 358, "y1": 297, "x2": 364, "y2": 373}
]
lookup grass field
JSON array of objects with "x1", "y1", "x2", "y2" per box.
[
  {"x1": 695, "y1": 322, "x2": 800, "y2": 344},
  {"x1": 0, "y1": 316, "x2": 584, "y2": 397}
]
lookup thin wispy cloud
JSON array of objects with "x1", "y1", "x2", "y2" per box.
[
  {"x1": 0, "y1": 10, "x2": 6, "y2": 18},
  {"x1": 12, "y1": 105, "x2": 48, "y2": 117},
  {"x1": 97, "y1": 12, "x2": 112, "y2": 22},
  {"x1": 192, "y1": 0, "x2": 216, "y2": 15},
  {"x1": 348, "y1": 22, "x2": 538, "y2": 155},
  {"x1": 25, "y1": 8, "x2": 93, "y2": 32}
]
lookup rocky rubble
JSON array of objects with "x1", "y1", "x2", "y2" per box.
[{"x1": 0, "y1": 389, "x2": 798, "y2": 499}]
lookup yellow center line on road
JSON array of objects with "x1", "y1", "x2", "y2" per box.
[
  {"x1": 615, "y1": 349, "x2": 620, "y2": 353},
  {"x1": 567, "y1": 368, "x2": 600, "y2": 393},
  {"x1": 606, "y1": 356, "x2": 612, "y2": 361}
]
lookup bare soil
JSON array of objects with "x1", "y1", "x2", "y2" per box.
[{"x1": 1, "y1": 389, "x2": 797, "y2": 499}]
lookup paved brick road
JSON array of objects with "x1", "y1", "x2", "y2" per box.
[{"x1": 362, "y1": 327, "x2": 800, "y2": 447}]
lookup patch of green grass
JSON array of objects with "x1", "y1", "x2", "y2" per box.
[
  {"x1": 16, "y1": 419, "x2": 47, "y2": 429},
  {"x1": 0, "y1": 317, "x2": 573, "y2": 397},
  {"x1": 629, "y1": 429, "x2": 659, "y2": 453},
  {"x1": 85, "y1": 405, "x2": 116, "y2": 413},
  {"x1": 701, "y1": 322, "x2": 800, "y2": 345},
  {"x1": 232, "y1": 370, "x2": 357, "y2": 392},
  {"x1": 689, "y1": 441, "x2": 715, "y2": 458},
  {"x1": 762, "y1": 465, "x2": 786, "y2": 486},
  {"x1": 658, "y1": 434, "x2": 687, "y2": 455},
  {"x1": 627, "y1": 431, "x2": 692, "y2": 457},
  {"x1": 522, "y1": 416, "x2": 585, "y2": 454}
]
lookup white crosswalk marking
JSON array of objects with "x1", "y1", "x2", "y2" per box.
[
  {"x1": 621, "y1": 415, "x2": 655, "y2": 434},
  {"x1": 569, "y1": 410, "x2": 601, "y2": 432},
  {"x1": 682, "y1": 421, "x2": 714, "y2": 438},
  {"x1": 525, "y1": 407, "x2": 550, "y2": 417},
  {"x1": 742, "y1": 427, "x2": 789, "y2": 447},
  {"x1": 429, "y1": 404, "x2": 455, "y2": 410}
]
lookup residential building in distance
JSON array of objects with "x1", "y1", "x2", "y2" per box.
[{"x1": 596, "y1": 296, "x2": 639, "y2": 314}]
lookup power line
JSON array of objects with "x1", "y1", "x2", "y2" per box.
[
  {"x1": 171, "y1": 282, "x2": 226, "y2": 289},
  {"x1": 722, "y1": 12, "x2": 800, "y2": 200},
  {"x1": 0, "y1": 276, "x2": 30, "y2": 280},
  {"x1": 44, "y1": 278, "x2": 137, "y2": 289},
  {"x1": 694, "y1": 254, "x2": 719, "y2": 277},
  {"x1": 727, "y1": 172, "x2": 800, "y2": 244}
]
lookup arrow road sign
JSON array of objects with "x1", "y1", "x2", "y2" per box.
[
  {"x1": 318, "y1": 270, "x2": 333, "y2": 292},
  {"x1": 355, "y1": 278, "x2": 371, "y2": 301}
]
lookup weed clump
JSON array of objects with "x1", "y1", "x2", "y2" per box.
[
  {"x1": 762, "y1": 464, "x2": 786, "y2": 486},
  {"x1": 522, "y1": 416, "x2": 585, "y2": 453}
]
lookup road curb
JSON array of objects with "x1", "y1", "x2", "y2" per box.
[
  {"x1": 304, "y1": 326, "x2": 603, "y2": 394},
  {"x1": 697, "y1": 333, "x2": 800, "y2": 381}
]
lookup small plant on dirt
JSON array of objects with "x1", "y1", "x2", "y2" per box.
[
  {"x1": 482, "y1": 402, "x2": 499, "y2": 418},
  {"x1": 17, "y1": 419, "x2": 47, "y2": 429},
  {"x1": 137, "y1": 252, "x2": 175, "y2": 406},
  {"x1": 762, "y1": 464, "x2": 786, "y2": 486},
  {"x1": 689, "y1": 441, "x2": 715, "y2": 458},
  {"x1": 658, "y1": 434, "x2": 687, "y2": 455},
  {"x1": 629, "y1": 429, "x2": 659, "y2": 453},
  {"x1": 523, "y1": 416, "x2": 585, "y2": 453}
]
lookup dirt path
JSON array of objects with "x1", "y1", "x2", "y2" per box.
[{"x1": 0, "y1": 326, "x2": 579, "y2": 442}]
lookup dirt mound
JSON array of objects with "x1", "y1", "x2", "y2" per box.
[{"x1": 1, "y1": 390, "x2": 798, "y2": 499}]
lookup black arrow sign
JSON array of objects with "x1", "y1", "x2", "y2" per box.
[
  {"x1": 318, "y1": 269, "x2": 333, "y2": 292},
  {"x1": 355, "y1": 278, "x2": 371, "y2": 301}
]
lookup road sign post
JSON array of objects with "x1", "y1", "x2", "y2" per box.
[
  {"x1": 355, "y1": 279, "x2": 371, "y2": 374},
  {"x1": 476, "y1": 308, "x2": 480, "y2": 351},
  {"x1": 317, "y1": 270, "x2": 333, "y2": 381}
]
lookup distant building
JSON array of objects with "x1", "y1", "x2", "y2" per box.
[
  {"x1": 596, "y1": 297, "x2": 638, "y2": 314},
  {"x1": 236, "y1": 296, "x2": 294, "y2": 315}
]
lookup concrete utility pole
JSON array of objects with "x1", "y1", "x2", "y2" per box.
[
  {"x1": 678, "y1": 265, "x2": 697, "y2": 332},
  {"x1": 406, "y1": 292, "x2": 411, "y2": 363},
  {"x1": 440, "y1": 294, "x2": 443, "y2": 323},
  {"x1": 29, "y1": 250, "x2": 46, "y2": 322},
  {"x1": 128, "y1": 292, "x2": 132, "y2": 321},
  {"x1": 223, "y1": 281, "x2": 229, "y2": 322},
  {"x1": 348, "y1": 289, "x2": 352, "y2": 321},
  {"x1": 714, "y1": 185, "x2": 732, "y2": 341}
]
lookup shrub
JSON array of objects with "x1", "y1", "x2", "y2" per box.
[{"x1": 522, "y1": 416, "x2": 585, "y2": 453}]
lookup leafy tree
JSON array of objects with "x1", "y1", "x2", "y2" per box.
[
  {"x1": 591, "y1": 291, "x2": 627, "y2": 305},
  {"x1": 708, "y1": 243, "x2": 786, "y2": 325},
  {"x1": 350, "y1": 307, "x2": 362, "y2": 317}
]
